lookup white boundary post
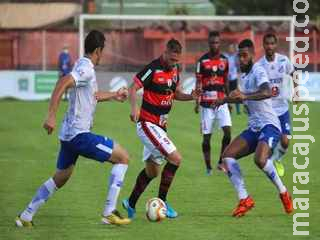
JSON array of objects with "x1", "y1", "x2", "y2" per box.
[{"x1": 79, "y1": 14, "x2": 294, "y2": 58}]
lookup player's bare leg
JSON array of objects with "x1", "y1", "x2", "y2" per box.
[
  {"x1": 254, "y1": 141, "x2": 293, "y2": 214},
  {"x1": 102, "y1": 143, "x2": 131, "y2": 225},
  {"x1": 16, "y1": 165, "x2": 74, "y2": 227},
  {"x1": 202, "y1": 134, "x2": 213, "y2": 175},
  {"x1": 222, "y1": 136, "x2": 255, "y2": 217},
  {"x1": 217, "y1": 126, "x2": 231, "y2": 173}
]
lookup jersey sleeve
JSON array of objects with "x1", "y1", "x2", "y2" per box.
[
  {"x1": 285, "y1": 57, "x2": 295, "y2": 75},
  {"x1": 134, "y1": 64, "x2": 154, "y2": 88},
  {"x1": 195, "y1": 59, "x2": 204, "y2": 78},
  {"x1": 255, "y1": 65, "x2": 269, "y2": 87},
  {"x1": 70, "y1": 61, "x2": 93, "y2": 87}
]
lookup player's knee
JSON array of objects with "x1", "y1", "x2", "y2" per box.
[
  {"x1": 146, "y1": 168, "x2": 159, "y2": 178},
  {"x1": 145, "y1": 162, "x2": 160, "y2": 178},
  {"x1": 117, "y1": 149, "x2": 129, "y2": 165},
  {"x1": 168, "y1": 151, "x2": 182, "y2": 166},
  {"x1": 111, "y1": 145, "x2": 130, "y2": 165},
  {"x1": 281, "y1": 136, "x2": 289, "y2": 150}
]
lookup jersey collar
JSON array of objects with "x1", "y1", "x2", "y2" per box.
[{"x1": 83, "y1": 56, "x2": 95, "y2": 68}]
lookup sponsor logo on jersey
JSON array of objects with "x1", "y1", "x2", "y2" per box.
[
  {"x1": 270, "y1": 78, "x2": 282, "y2": 84},
  {"x1": 218, "y1": 62, "x2": 226, "y2": 71}
]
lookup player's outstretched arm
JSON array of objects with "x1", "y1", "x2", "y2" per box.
[
  {"x1": 243, "y1": 82, "x2": 272, "y2": 101},
  {"x1": 175, "y1": 84, "x2": 201, "y2": 101},
  {"x1": 43, "y1": 75, "x2": 75, "y2": 134},
  {"x1": 95, "y1": 87, "x2": 128, "y2": 102}
]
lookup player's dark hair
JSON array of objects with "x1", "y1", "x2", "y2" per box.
[
  {"x1": 263, "y1": 33, "x2": 278, "y2": 43},
  {"x1": 166, "y1": 38, "x2": 182, "y2": 53},
  {"x1": 238, "y1": 39, "x2": 254, "y2": 51},
  {"x1": 85, "y1": 30, "x2": 105, "y2": 54},
  {"x1": 208, "y1": 31, "x2": 220, "y2": 39}
]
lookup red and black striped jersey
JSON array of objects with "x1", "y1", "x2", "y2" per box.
[
  {"x1": 196, "y1": 52, "x2": 228, "y2": 108},
  {"x1": 134, "y1": 57, "x2": 180, "y2": 129}
]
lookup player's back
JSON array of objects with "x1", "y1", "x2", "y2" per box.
[
  {"x1": 239, "y1": 62, "x2": 281, "y2": 131},
  {"x1": 257, "y1": 53, "x2": 294, "y2": 116},
  {"x1": 59, "y1": 57, "x2": 98, "y2": 141}
]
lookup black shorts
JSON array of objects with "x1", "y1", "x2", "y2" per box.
[{"x1": 229, "y1": 79, "x2": 238, "y2": 91}]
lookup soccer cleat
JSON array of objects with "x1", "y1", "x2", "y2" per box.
[
  {"x1": 122, "y1": 199, "x2": 136, "y2": 219},
  {"x1": 15, "y1": 215, "x2": 34, "y2": 228},
  {"x1": 101, "y1": 210, "x2": 131, "y2": 225},
  {"x1": 280, "y1": 191, "x2": 293, "y2": 214},
  {"x1": 206, "y1": 168, "x2": 213, "y2": 176},
  {"x1": 165, "y1": 202, "x2": 178, "y2": 218},
  {"x1": 232, "y1": 196, "x2": 255, "y2": 217},
  {"x1": 274, "y1": 160, "x2": 285, "y2": 177}
]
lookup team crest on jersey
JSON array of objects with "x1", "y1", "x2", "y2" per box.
[
  {"x1": 218, "y1": 62, "x2": 226, "y2": 71},
  {"x1": 167, "y1": 79, "x2": 172, "y2": 87},
  {"x1": 212, "y1": 65, "x2": 218, "y2": 72}
]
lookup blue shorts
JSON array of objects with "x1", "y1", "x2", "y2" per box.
[
  {"x1": 240, "y1": 124, "x2": 281, "y2": 154},
  {"x1": 56, "y1": 132, "x2": 114, "y2": 170},
  {"x1": 278, "y1": 111, "x2": 291, "y2": 135}
]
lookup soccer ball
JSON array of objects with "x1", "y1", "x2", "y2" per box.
[{"x1": 145, "y1": 198, "x2": 167, "y2": 222}]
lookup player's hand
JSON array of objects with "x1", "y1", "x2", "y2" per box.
[
  {"x1": 43, "y1": 115, "x2": 56, "y2": 135},
  {"x1": 94, "y1": 91, "x2": 107, "y2": 102},
  {"x1": 229, "y1": 89, "x2": 245, "y2": 102},
  {"x1": 115, "y1": 87, "x2": 128, "y2": 102},
  {"x1": 194, "y1": 104, "x2": 199, "y2": 114},
  {"x1": 191, "y1": 88, "x2": 202, "y2": 100},
  {"x1": 130, "y1": 108, "x2": 140, "y2": 123}
]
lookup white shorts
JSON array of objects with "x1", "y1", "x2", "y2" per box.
[
  {"x1": 200, "y1": 103, "x2": 232, "y2": 135},
  {"x1": 137, "y1": 121, "x2": 177, "y2": 165}
]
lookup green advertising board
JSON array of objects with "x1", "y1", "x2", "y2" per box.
[{"x1": 34, "y1": 72, "x2": 58, "y2": 93}]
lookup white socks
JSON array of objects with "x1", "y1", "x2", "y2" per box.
[
  {"x1": 103, "y1": 164, "x2": 128, "y2": 216},
  {"x1": 21, "y1": 178, "x2": 57, "y2": 221},
  {"x1": 224, "y1": 157, "x2": 248, "y2": 200},
  {"x1": 262, "y1": 159, "x2": 287, "y2": 193}
]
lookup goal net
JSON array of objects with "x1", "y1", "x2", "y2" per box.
[{"x1": 79, "y1": 14, "x2": 294, "y2": 95}]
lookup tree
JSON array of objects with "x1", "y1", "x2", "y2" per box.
[{"x1": 210, "y1": 0, "x2": 319, "y2": 21}]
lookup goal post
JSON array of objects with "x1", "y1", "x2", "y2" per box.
[{"x1": 79, "y1": 14, "x2": 295, "y2": 61}]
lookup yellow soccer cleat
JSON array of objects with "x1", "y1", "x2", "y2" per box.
[
  {"x1": 15, "y1": 215, "x2": 34, "y2": 228},
  {"x1": 274, "y1": 160, "x2": 285, "y2": 177},
  {"x1": 101, "y1": 210, "x2": 131, "y2": 225}
]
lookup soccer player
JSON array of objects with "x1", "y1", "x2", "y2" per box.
[
  {"x1": 215, "y1": 39, "x2": 293, "y2": 217},
  {"x1": 258, "y1": 33, "x2": 297, "y2": 177},
  {"x1": 194, "y1": 31, "x2": 232, "y2": 175},
  {"x1": 15, "y1": 30, "x2": 131, "y2": 227},
  {"x1": 122, "y1": 39, "x2": 199, "y2": 219}
]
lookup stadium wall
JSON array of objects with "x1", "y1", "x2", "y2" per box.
[{"x1": 0, "y1": 30, "x2": 319, "y2": 71}]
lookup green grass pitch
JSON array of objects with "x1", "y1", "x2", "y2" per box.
[{"x1": 0, "y1": 100, "x2": 319, "y2": 240}]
